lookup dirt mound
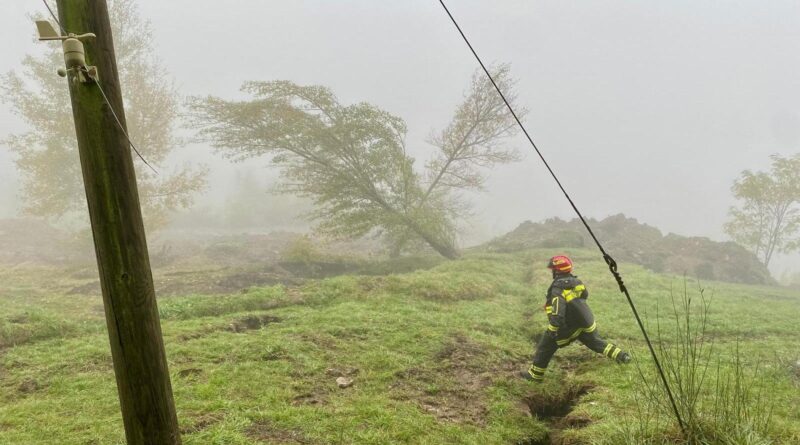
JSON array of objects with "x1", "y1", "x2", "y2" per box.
[{"x1": 483, "y1": 214, "x2": 773, "y2": 284}]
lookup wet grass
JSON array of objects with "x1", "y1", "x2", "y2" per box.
[{"x1": 0, "y1": 249, "x2": 798, "y2": 444}]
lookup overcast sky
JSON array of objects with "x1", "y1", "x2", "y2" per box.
[{"x1": 2, "y1": 1, "x2": 799, "y2": 273}]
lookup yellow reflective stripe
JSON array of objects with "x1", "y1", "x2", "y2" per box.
[
  {"x1": 556, "y1": 322, "x2": 597, "y2": 346},
  {"x1": 603, "y1": 344, "x2": 613, "y2": 356},
  {"x1": 612, "y1": 348, "x2": 621, "y2": 360},
  {"x1": 552, "y1": 297, "x2": 559, "y2": 315},
  {"x1": 562, "y1": 285, "x2": 586, "y2": 302},
  {"x1": 548, "y1": 324, "x2": 559, "y2": 332},
  {"x1": 531, "y1": 374, "x2": 544, "y2": 381},
  {"x1": 532, "y1": 366, "x2": 547, "y2": 373},
  {"x1": 557, "y1": 329, "x2": 583, "y2": 346},
  {"x1": 545, "y1": 306, "x2": 553, "y2": 315}
]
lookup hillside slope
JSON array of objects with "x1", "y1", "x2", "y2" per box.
[
  {"x1": 0, "y1": 250, "x2": 797, "y2": 444},
  {"x1": 481, "y1": 215, "x2": 772, "y2": 285}
]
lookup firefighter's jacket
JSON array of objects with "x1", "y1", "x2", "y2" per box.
[{"x1": 544, "y1": 274, "x2": 597, "y2": 346}]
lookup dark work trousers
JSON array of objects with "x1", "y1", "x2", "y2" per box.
[
  {"x1": 532, "y1": 327, "x2": 619, "y2": 370},
  {"x1": 531, "y1": 298, "x2": 627, "y2": 376}
]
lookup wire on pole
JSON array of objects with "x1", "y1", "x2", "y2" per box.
[
  {"x1": 42, "y1": 0, "x2": 68, "y2": 35},
  {"x1": 81, "y1": 67, "x2": 159, "y2": 174}
]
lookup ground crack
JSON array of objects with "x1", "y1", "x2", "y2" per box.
[{"x1": 518, "y1": 382, "x2": 594, "y2": 445}]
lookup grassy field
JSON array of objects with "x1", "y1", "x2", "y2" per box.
[{"x1": 0, "y1": 249, "x2": 798, "y2": 444}]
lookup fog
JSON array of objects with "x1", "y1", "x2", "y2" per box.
[{"x1": 1, "y1": 0, "x2": 799, "y2": 275}]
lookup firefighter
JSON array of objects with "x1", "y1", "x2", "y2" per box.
[{"x1": 522, "y1": 255, "x2": 631, "y2": 382}]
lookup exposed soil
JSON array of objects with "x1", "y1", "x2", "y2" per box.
[
  {"x1": 17, "y1": 378, "x2": 42, "y2": 395},
  {"x1": 180, "y1": 413, "x2": 224, "y2": 435},
  {"x1": 391, "y1": 333, "x2": 525, "y2": 426},
  {"x1": 291, "y1": 390, "x2": 326, "y2": 406},
  {"x1": 177, "y1": 329, "x2": 216, "y2": 342},
  {"x1": 525, "y1": 383, "x2": 593, "y2": 419},
  {"x1": 245, "y1": 420, "x2": 310, "y2": 444},
  {"x1": 177, "y1": 368, "x2": 203, "y2": 379},
  {"x1": 154, "y1": 265, "x2": 303, "y2": 297},
  {"x1": 521, "y1": 382, "x2": 594, "y2": 445},
  {"x1": 227, "y1": 315, "x2": 282, "y2": 333},
  {"x1": 295, "y1": 332, "x2": 338, "y2": 350},
  {"x1": 177, "y1": 314, "x2": 283, "y2": 342},
  {"x1": 7, "y1": 314, "x2": 29, "y2": 324}
]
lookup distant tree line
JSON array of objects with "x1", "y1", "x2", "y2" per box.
[{"x1": 1, "y1": 0, "x2": 205, "y2": 231}]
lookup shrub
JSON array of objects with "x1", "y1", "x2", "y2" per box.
[{"x1": 620, "y1": 281, "x2": 774, "y2": 444}]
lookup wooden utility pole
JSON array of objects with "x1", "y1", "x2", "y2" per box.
[{"x1": 55, "y1": 1, "x2": 181, "y2": 443}]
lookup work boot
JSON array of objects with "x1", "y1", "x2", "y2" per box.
[
  {"x1": 616, "y1": 352, "x2": 632, "y2": 364},
  {"x1": 520, "y1": 365, "x2": 545, "y2": 382}
]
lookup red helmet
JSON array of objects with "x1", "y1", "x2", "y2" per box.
[{"x1": 547, "y1": 255, "x2": 573, "y2": 274}]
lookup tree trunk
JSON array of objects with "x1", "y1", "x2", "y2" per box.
[
  {"x1": 403, "y1": 219, "x2": 460, "y2": 259},
  {"x1": 427, "y1": 238, "x2": 460, "y2": 260}
]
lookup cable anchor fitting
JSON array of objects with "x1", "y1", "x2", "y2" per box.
[{"x1": 603, "y1": 253, "x2": 627, "y2": 293}]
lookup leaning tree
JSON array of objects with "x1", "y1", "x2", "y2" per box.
[{"x1": 189, "y1": 66, "x2": 523, "y2": 258}]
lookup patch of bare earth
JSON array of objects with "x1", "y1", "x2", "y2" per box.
[
  {"x1": 228, "y1": 314, "x2": 282, "y2": 333},
  {"x1": 519, "y1": 382, "x2": 595, "y2": 445},
  {"x1": 17, "y1": 378, "x2": 43, "y2": 396},
  {"x1": 180, "y1": 413, "x2": 224, "y2": 435},
  {"x1": 291, "y1": 390, "x2": 326, "y2": 406},
  {"x1": 178, "y1": 314, "x2": 283, "y2": 342},
  {"x1": 391, "y1": 333, "x2": 524, "y2": 426},
  {"x1": 177, "y1": 368, "x2": 203, "y2": 379},
  {"x1": 245, "y1": 420, "x2": 310, "y2": 444},
  {"x1": 290, "y1": 366, "x2": 358, "y2": 407}
]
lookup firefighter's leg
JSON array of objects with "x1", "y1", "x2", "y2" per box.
[
  {"x1": 578, "y1": 328, "x2": 631, "y2": 364},
  {"x1": 525, "y1": 332, "x2": 559, "y2": 381}
]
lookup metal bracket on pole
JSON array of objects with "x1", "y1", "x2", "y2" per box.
[{"x1": 35, "y1": 20, "x2": 98, "y2": 83}]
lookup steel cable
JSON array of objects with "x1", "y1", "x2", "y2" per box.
[{"x1": 436, "y1": 0, "x2": 687, "y2": 437}]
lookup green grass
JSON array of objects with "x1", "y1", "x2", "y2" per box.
[{"x1": 0, "y1": 249, "x2": 798, "y2": 444}]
